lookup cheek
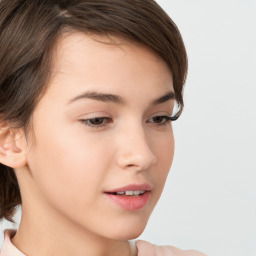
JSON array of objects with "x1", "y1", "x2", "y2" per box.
[
  {"x1": 152, "y1": 131, "x2": 174, "y2": 187},
  {"x1": 26, "y1": 124, "x2": 112, "y2": 210}
]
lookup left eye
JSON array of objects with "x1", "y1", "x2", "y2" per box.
[{"x1": 147, "y1": 115, "x2": 172, "y2": 125}]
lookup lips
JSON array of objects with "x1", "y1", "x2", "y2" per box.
[{"x1": 104, "y1": 183, "x2": 152, "y2": 210}]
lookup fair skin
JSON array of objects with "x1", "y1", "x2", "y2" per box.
[{"x1": 0, "y1": 32, "x2": 205, "y2": 256}]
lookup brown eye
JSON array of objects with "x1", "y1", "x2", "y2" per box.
[
  {"x1": 80, "y1": 117, "x2": 111, "y2": 128},
  {"x1": 88, "y1": 118, "x2": 105, "y2": 125},
  {"x1": 152, "y1": 116, "x2": 164, "y2": 123},
  {"x1": 147, "y1": 116, "x2": 172, "y2": 126}
]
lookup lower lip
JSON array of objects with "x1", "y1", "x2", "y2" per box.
[{"x1": 104, "y1": 192, "x2": 150, "y2": 211}]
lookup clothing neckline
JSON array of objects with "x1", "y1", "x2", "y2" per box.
[
  {"x1": 129, "y1": 240, "x2": 138, "y2": 256},
  {"x1": 0, "y1": 229, "x2": 25, "y2": 256}
]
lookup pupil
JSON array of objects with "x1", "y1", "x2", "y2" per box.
[
  {"x1": 92, "y1": 118, "x2": 103, "y2": 125},
  {"x1": 154, "y1": 116, "x2": 162, "y2": 123}
]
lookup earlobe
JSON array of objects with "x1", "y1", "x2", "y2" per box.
[{"x1": 0, "y1": 123, "x2": 27, "y2": 168}]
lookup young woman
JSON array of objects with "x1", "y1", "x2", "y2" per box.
[{"x1": 0, "y1": 0, "x2": 206, "y2": 255}]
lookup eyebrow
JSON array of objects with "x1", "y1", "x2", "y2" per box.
[
  {"x1": 152, "y1": 91, "x2": 176, "y2": 105},
  {"x1": 67, "y1": 90, "x2": 175, "y2": 105},
  {"x1": 68, "y1": 91, "x2": 124, "y2": 104}
]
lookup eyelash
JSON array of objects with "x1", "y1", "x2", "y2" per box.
[{"x1": 79, "y1": 115, "x2": 173, "y2": 129}]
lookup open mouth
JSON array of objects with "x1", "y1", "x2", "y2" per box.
[
  {"x1": 104, "y1": 184, "x2": 152, "y2": 210},
  {"x1": 105, "y1": 190, "x2": 146, "y2": 196}
]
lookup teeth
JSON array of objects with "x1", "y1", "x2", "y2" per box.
[
  {"x1": 133, "y1": 191, "x2": 144, "y2": 195},
  {"x1": 124, "y1": 190, "x2": 145, "y2": 196},
  {"x1": 125, "y1": 191, "x2": 134, "y2": 196},
  {"x1": 116, "y1": 191, "x2": 125, "y2": 195},
  {"x1": 110, "y1": 190, "x2": 146, "y2": 196}
]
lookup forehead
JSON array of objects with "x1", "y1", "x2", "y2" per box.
[
  {"x1": 39, "y1": 32, "x2": 174, "y2": 109},
  {"x1": 52, "y1": 32, "x2": 172, "y2": 81}
]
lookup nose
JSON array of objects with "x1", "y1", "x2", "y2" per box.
[{"x1": 115, "y1": 125, "x2": 157, "y2": 171}]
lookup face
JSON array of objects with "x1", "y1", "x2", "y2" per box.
[{"x1": 23, "y1": 32, "x2": 175, "y2": 240}]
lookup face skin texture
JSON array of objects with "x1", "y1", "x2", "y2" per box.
[{"x1": 10, "y1": 32, "x2": 175, "y2": 256}]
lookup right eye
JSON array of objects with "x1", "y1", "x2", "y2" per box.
[{"x1": 79, "y1": 117, "x2": 112, "y2": 128}]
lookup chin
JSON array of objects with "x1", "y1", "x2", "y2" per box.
[
  {"x1": 109, "y1": 227, "x2": 146, "y2": 241},
  {"x1": 103, "y1": 215, "x2": 150, "y2": 240}
]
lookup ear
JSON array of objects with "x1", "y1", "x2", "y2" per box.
[{"x1": 0, "y1": 122, "x2": 27, "y2": 168}]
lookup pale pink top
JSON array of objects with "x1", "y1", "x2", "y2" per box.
[{"x1": 0, "y1": 229, "x2": 207, "y2": 256}]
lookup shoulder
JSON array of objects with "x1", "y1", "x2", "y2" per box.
[{"x1": 136, "y1": 240, "x2": 207, "y2": 256}]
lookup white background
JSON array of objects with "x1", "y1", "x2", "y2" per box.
[
  {"x1": 1, "y1": 1, "x2": 255, "y2": 256},
  {"x1": 139, "y1": 1, "x2": 256, "y2": 256}
]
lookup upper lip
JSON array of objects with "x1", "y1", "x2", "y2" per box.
[{"x1": 105, "y1": 183, "x2": 152, "y2": 193}]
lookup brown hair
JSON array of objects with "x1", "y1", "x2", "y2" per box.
[{"x1": 0, "y1": 0, "x2": 187, "y2": 222}]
